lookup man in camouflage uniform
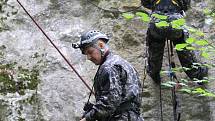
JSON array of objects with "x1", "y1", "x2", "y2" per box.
[
  {"x1": 141, "y1": 0, "x2": 208, "y2": 83},
  {"x1": 72, "y1": 30, "x2": 144, "y2": 121}
]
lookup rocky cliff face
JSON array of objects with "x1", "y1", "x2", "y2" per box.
[{"x1": 0, "y1": 0, "x2": 214, "y2": 121}]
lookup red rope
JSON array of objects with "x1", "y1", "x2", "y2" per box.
[{"x1": 17, "y1": 0, "x2": 94, "y2": 95}]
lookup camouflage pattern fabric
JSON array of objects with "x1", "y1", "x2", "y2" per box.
[{"x1": 84, "y1": 53, "x2": 144, "y2": 121}]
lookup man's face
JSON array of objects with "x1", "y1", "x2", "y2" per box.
[{"x1": 84, "y1": 46, "x2": 102, "y2": 65}]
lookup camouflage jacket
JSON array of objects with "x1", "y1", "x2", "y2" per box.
[{"x1": 84, "y1": 52, "x2": 143, "y2": 121}]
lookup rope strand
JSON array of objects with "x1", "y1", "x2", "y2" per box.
[
  {"x1": 166, "y1": 39, "x2": 180, "y2": 121},
  {"x1": 17, "y1": 0, "x2": 94, "y2": 94}
]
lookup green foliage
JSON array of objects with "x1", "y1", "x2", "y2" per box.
[
  {"x1": 121, "y1": 10, "x2": 215, "y2": 98},
  {"x1": 175, "y1": 43, "x2": 188, "y2": 51},
  {"x1": 179, "y1": 88, "x2": 215, "y2": 97},
  {"x1": 184, "y1": 26, "x2": 205, "y2": 36},
  {"x1": 186, "y1": 37, "x2": 195, "y2": 44},
  {"x1": 175, "y1": 36, "x2": 212, "y2": 59},
  {"x1": 122, "y1": 12, "x2": 150, "y2": 22},
  {"x1": 195, "y1": 40, "x2": 208, "y2": 46},
  {"x1": 122, "y1": 13, "x2": 134, "y2": 20},
  {"x1": 201, "y1": 51, "x2": 210, "y2": 59},
  {"x1": 161, "y1": 82, "x2": 174, "y2": 88},
  {"x1": 193, "y1": 79, "x2": 209, "y2": 84},
  {"x1": 179, "y1": 88, "x2": 192, "y2": 93},
  {"x1": 155, "y1": 21, "x2": 169, "y2": 27},
  {"x1": 0, "y1": 63, "x2": 40, "y2": 95},
  {"x1": 151, "y1": 13, "x2": 167, "y2": 20},
  {"x1": 171, "y1": 18, "x2": 186, "y2": 29},
  {"x1": 17, "y1": 66, "x2": 40, "y2": 94},
  {"x1": 203, "y1": 8, "x2": 211, "y2": 15},
  {"x1": 186, "y1": 46, "x2": 196, "y2": 50},
  {"x1": 136, "y1": 12, "x2": 150, "y2": 22}
]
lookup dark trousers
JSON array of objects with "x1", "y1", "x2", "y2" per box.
[{"x1": 146, "y1": 23, "x2": 208, "y2": 80}]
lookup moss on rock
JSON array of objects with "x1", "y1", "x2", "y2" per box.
[{"x1": 0, "y1": 63, "x2": 40, "y2": 95}]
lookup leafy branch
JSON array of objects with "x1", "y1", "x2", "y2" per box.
[{"x1": 122, "y1": 11, "x2": 215, "y2": 98}]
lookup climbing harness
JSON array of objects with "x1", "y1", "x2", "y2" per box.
[
  {"x1": 166, "y1": 39, "x2": 181, "y2": 121},
  {"x1": 17, "y1": 0, "x2": 94, "y2": 94}
]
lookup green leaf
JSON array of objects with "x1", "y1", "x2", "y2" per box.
[
  {"x1": 161, "y1": 83, "x2": 173, "y2": 88},
  {"x1": 167, "y1": 81, "x2": 177, "y2": 85},
  {"x1": 196, "y1": 30, "x2": 205, "y2": 36},
  {"x1": 201, "y1": 51, "x2": 210, "y2": 59},
  {"x1": 184, "y1": 25, "x2": 196, "y2": 33},
  {"x1": 203, "y1": 8, "x2": 210, "y2": 15},
  {"x1": 160, "y1": 70, "x2": 169, "y2": 74},
  {"x1": 179, "y1": 88, "x2": 192, "y2": 94},
  {"x1": 171, "y1": 18, "x2": 186, "y2": 29},
  {"x1": 198, "y1": 47, "x2": 207, "y2": 51},
  {"x1": 141, "y1": 16, "x2": 150, "y2": 22},
  {"x1": 182, "y1": 67, "x2": 191, "y2": 71},
  {"x1": 191, "y1": 65, "x2": 199, "y2": 69},
  {"x1": 122, "y1": 13, "x2": 134, "y2": 20},
  {"x1": 193, "y1": 63, "x2": 201, "y2": 66},
  {"x1": 136, "y1": 12, "x2": 150, "y2": 22},
  {"x1": 136, "y1": 12, "x2": 148, "y2": 17},
  {"x1": 195, "y1": 40, "x2": 208, "y2": 46},
  {"x1": 186, "y1": 38, "x2": 195, "y2": 44},
  {"x1": 185, "y1": 26, "x2": 204, "y2": 36},
  {"x1": 192, "y1": 88, "x2": 206, "y2": 94},
  {"x1": 172, "y1": 67, "x2": 183, "y2": 72},
  {"x1": 200, "y1": 93, "x2": 215, "y2": 97},
  {"x1": 151, "y1": 13, "x2": 168, "y2": 20},
  {"x1": 186, "y1": 46, "x2": 196, "y2": 50},
  {"x1": 175, "y1": 43, "x2": 188, "y2": 51},
  {"x1": 193, "y1": 79, "x2": 209, "y2": 84},
  {"x1": 155, "y1": 21, "x2": 169, "y2": 28},
  {"x1": 180, "y1": 78, "x2": 189, "y2": 83},
  {"x1": 188, "y1": 28, "x2": 197, "y2": 33},
  {"x1": 171, "y1": 24, "x2": 181, "y2": 29},
  {"x1": 178, "y1": 83, "x2": 188, "y2": 86}
]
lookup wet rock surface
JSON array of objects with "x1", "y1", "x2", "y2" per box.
[{"x1": 0, "y1": 0, "x2": 215, "y2": 120}]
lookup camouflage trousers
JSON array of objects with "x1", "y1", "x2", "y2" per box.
[
  {"x1": 105, "y1": 110, "x2": 144, "y2": 121},
  {"x1": 146, "y1": 22, "x2": 208, "y2": 80}
]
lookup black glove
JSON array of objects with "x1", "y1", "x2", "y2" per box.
[
  {"x1": 82, "y1": 102, "x2": 94, "y2": 118},
  {"x1": 83, "y1": 102, "x2": 94, "y2": 111}
]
